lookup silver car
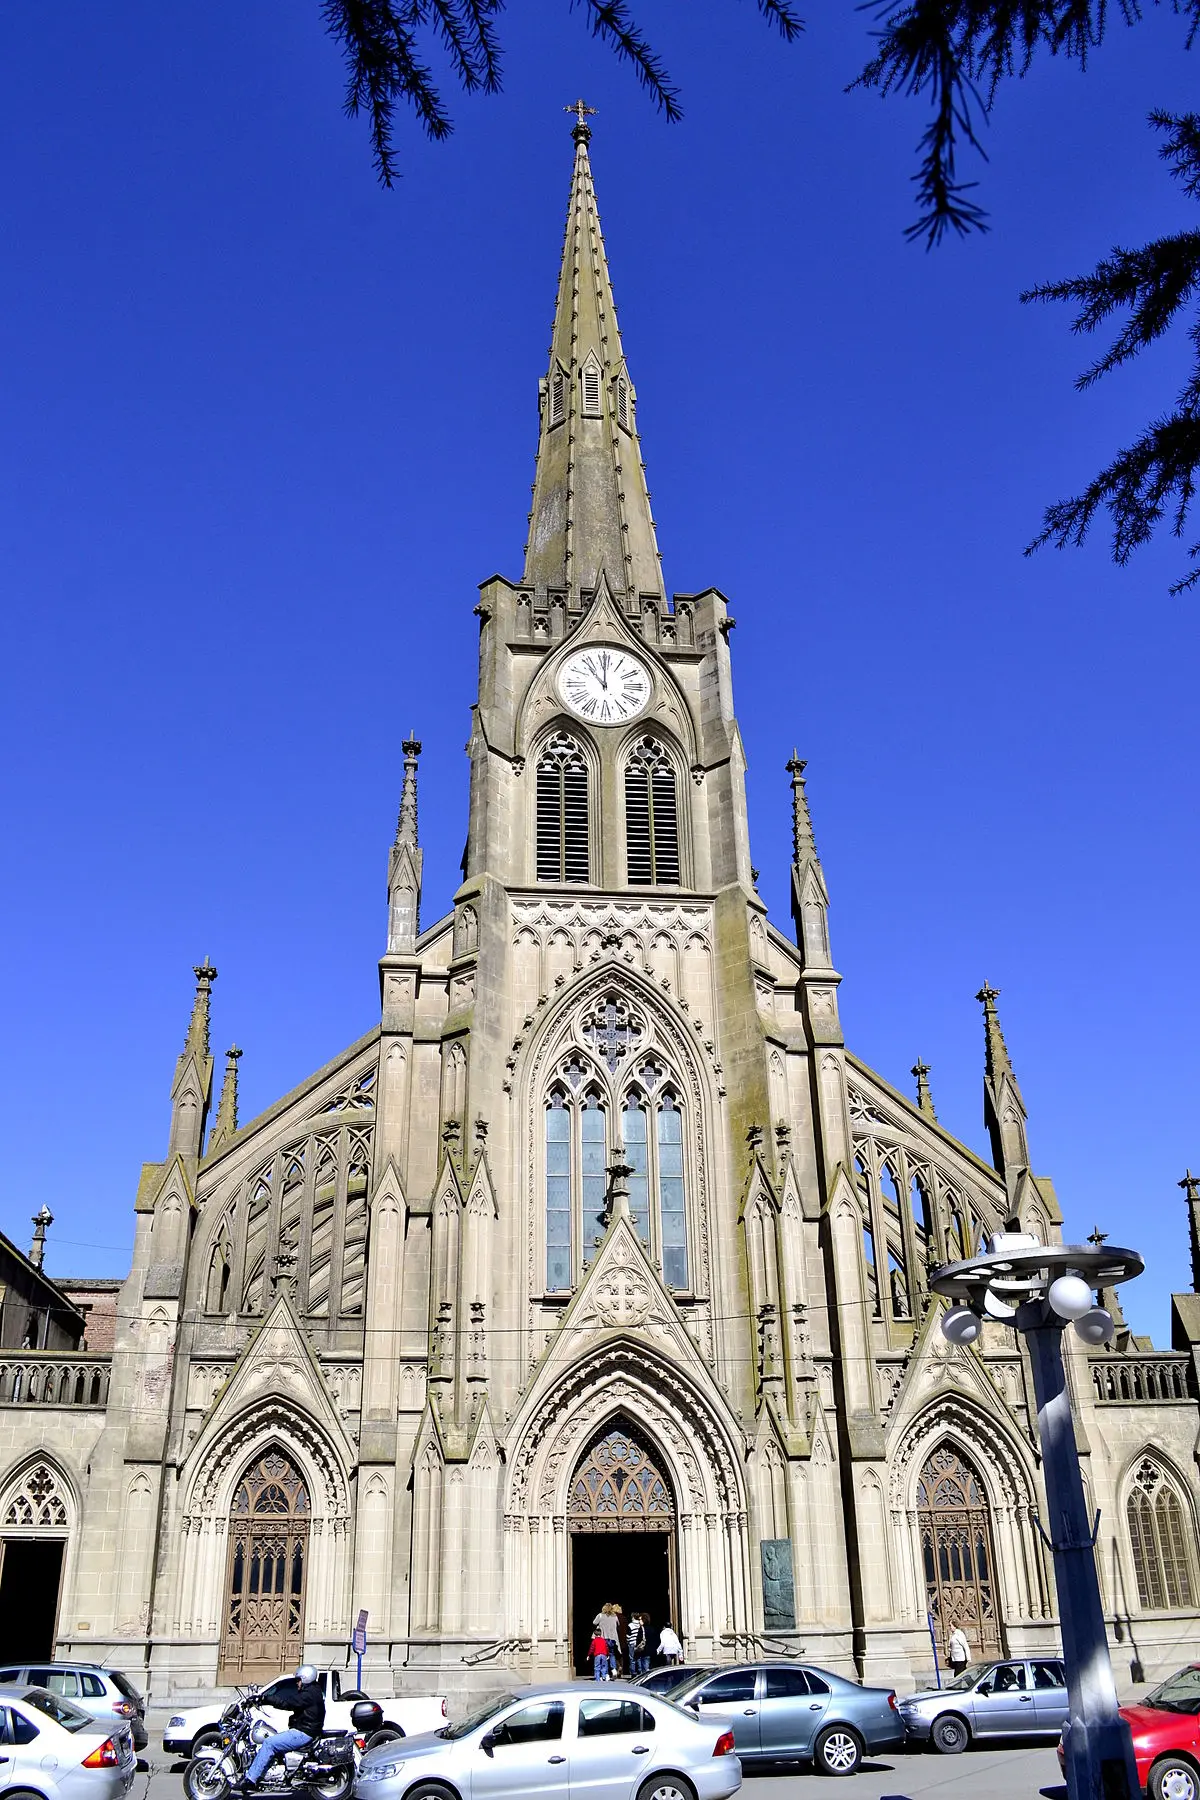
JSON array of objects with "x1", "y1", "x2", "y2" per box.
[
  {"x1": 899, "y1": 1656, "x2": 1069, "y2": 1753},
  {"x1": 662, "y1": 1663, "x2": 904, "y2": 1777},
  {"x1": 0, "y1": 1664, "x2": 146, "y2": 1752},
  {"x1": 354, "y1": 1682, "x2": 742, "y2": 1800},
  {"x1": 0, "y1": 1685, "x2": 137, "y2": 1800}
]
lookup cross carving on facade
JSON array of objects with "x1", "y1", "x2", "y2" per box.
[{"x1": 585, "y1": 1001, "x2": 637, "y2": 1072}]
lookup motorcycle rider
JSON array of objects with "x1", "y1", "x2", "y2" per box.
[{"x1": 240, "y1": 1664, "x2": 325, "y2": 1790}]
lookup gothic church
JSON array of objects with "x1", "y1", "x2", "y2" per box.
[{"x1": 3, "y1": 116, "x2": 1200, "y2": 1703}]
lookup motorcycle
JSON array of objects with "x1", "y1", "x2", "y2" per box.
[{"x1": 183, "y1": 1692, "x2": 357, "y2": 1800}]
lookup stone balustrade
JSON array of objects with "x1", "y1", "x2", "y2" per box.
[
  {"x1": 1091, "y1": 1354, "x2": 1191, "y2": 1404},
  {"x1": 0, "y1": 1355, "x2": 111, "y2": 1408}
]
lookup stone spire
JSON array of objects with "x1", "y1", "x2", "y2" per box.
[
  {"x1": 787, "y1": 754, "x2": 833, "y2": 973},
  {"x1": 207, "y1": 1045, "x2": 242, "y2": 1154},
  {"x1": 976, "y1": 982, "x2": 1030, "y2": 1201},
  {"x1": 169, "y1": 960, "x2": 217, "y2": 1160},
  {"x1": 912, "y1": 1059, "x2": 937, "y2": 1120},
  {"x1": 29, "y1": 1206, "x2": 53, "y2": 1271},
  {"x1": 1180, "y1": 1170, "x2": 1200, "y2": 1294},
  {"x1": 387, "y1": 735, "x2": 424, "y2": 953},
  {"x1": 522, "y1": 107, "x2": 664, "y2": 604},
  {"x1": 179, "y1": 958, "x2": 216, "y2": 1067}
]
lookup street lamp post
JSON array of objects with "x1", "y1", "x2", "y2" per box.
[{"x1": 929, "y1": 1233, "x2": 1144, "y2": 1800}]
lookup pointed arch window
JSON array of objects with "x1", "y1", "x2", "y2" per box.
[
  {"x1": 545, "y1": 1085, "x2": 609, "y2": 1291},
  {"x1": 537, "y1": 732, "x2": 590, "y2": 883},
  {"x1": 625, "y1": 738, "x2": 680, "y2": 885},
  {"x1": 1128, "y1": 1459, "x2": 1195, "y2": 1609},
  {"x1": 620, "y1": 1065, "x2": 689, "y2": 1289}
]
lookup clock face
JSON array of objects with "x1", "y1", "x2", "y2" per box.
[{"x1": 558, "y1": 646, "x2": 651, "y2": 724}]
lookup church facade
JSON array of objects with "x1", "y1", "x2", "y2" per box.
[{"x1": 4, "y1": 119, "x2": 1200, "y2": 1703}]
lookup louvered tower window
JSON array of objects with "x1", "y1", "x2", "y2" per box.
[
  {"x1": 581, "y1": 361, "x2": 601, "y2": 417},
  {"x1": 550, "y1": 367, "x2": 566, "y2": 426},
  {"x1": 625, "y1": 737, "x2": 680, "y2": 885},
  {"x1": 537, "y1": 732, "x2": 590, "y2": 882}
]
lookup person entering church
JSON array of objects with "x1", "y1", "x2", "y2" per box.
[
  {"x1": 592, "y1": 1602, "x2": 620, "y2": 1678},
  {"x1": 947, "y1": 1625, "x2": 970, "y2": 1680},
  {"x1": 626, "y1": 1608, "x2": 648, "y2": 1676},
  {"x1": 658, "y1": 1620, "x2": 683, "y2": 1665}
]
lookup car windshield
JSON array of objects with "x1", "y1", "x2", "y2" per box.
[
  {"x1": 663, "y1": 1668, "x2": 716, "y2": 1701},
  {"x1": 438, "y1": 1696, "x2": 521, "y2": 1740},
  {"x1": 1146, "y1": 1669, "x2": 1200, "y2": 1714},
  {"x1": 945, "y1": 1664, "x2": 994, "y2": 1693},
  {"x1": 23, "y1": 1690, "x2": 92, "y2": 1732}
]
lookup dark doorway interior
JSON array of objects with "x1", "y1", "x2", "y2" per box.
[
  {"x1": 570, "y1": 1530, "x2": 675, "y2": 1676},
  {"x1": 0, "y1": 1539, "x2": 65, "y2": 1660}
]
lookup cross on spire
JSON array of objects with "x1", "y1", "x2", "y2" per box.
[
  {"x1": 1180, "y1": 1169, "x2": 1200, "y2": 1204},
  {"x1": 566, "y1": 97, "x2": 597, "y2": 136},
  {"x1": 1087, "y1": 1225, "x2": 1109, "y2": 1249}
]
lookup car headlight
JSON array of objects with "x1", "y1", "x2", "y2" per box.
[
  {"x1": 168, "y1": 1717, "x2": 186, "y2": 1728},
  {"x1": 359, "y1": 1762, "x2": 406, "y2": 1782}
]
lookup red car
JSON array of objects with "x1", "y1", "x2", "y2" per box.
[{"x1": 1058, "y1": 1664, "x2": 1200, "y2": 1799}]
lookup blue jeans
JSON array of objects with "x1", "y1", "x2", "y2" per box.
[
  {"x1": 246, "y1": 1728, "x2": 312, "y2": 1784},
  {"x1": 593, "y1": 1652, "x2": 611, "y2": 1681},
  {"x1": 632, "y1": 1653, "x2": 650, "y2": 1675}
]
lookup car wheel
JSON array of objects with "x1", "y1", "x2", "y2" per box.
[
  {"x1": 191, "y1": 1731, "x2": 224, "y2": 1757},
  {"x1": 814, "y1": 1726, "x2": 863, "y2": 1776},
  {"x1": 381, "y1": 1723, "x2": 407, "y2": 1739},
  {"x1": 931, "y1": 1714, "x2": 970, "y2": 1755},
  {"x1": 366, "y1": 1729, "x2": 405, "y2": 1750},
  {"x1": 8, "y1": 1788, "x2": 49, "y2": 1800},
  {"x1": 1151, "y1": 1757, "x2": 1200, "y2": 1800},
  {"x1": 636, "y1": 1776, "x2": 697, "y2": 1800},
  {"x1": 398, "y1": 1785, "x2": 460, "y2": 1800}
]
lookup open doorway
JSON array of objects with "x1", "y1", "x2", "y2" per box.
[
  {"x1": 570, "y1": 1528, "x2": 675, "y2": 1675},
  {"x1": 0, "y1": 1539, "x2": 65, "y2": 1660}
]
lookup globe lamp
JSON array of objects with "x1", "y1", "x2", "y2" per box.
[
  {"x1": 1073, "y1": 1307, "x2": 1116, "y2": 1346},
  {"x1": 941, "y1": 1306, "x2": 983, "y2": 1345},
  {"x1": 1047, "y1": 1274, "x2": 1094, "y2": 1321}
]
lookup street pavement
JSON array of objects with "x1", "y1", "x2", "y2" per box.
[{"x1": 136, "y1": 1739, "x2": 1066, "y2": 1800}]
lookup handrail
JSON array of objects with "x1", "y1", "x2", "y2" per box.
[{"x1": 719, "y1": 1630, "x2": 804, "y2": 1659}]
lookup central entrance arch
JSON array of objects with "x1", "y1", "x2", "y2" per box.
[{"x1": 568, "y1": 1421, "x2": 677, "y2": 1674}]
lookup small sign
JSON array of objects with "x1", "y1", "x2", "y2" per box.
[{"x1": 352, "y1": 1608, "x2": 368, "y2": 1655}]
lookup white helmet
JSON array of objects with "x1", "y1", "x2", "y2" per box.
[{"x1": 295, "y1": 1664, "x2": 318, "y2": 1685}]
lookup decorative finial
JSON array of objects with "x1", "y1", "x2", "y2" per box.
[
  {"x1": 1180, "y1": 1169, "x2": 1200, "y2": 1204},
  {"x1": 29, "y1": 1205, "x2": 53, "y2": 1271},
  {"x1": 786, "y1": 753, "x2": 818, "y2": 862},
  {"x1": 976, "y1": 981, "x2": 1000, "y2": 1011},
  {"x1": 1087, "y1": 1225, "x2": 1109, "y2": 1249},
  {"x1": 1181, "y1": 1171, "x2": 1200, "y2": 1293},
  {"x1": 396, "y1": 734, "x2": 422, "y2": 847},
  {"x1": 912, "y1": 1059, "x2": 938, "y2": 1121},
  {"x1": 183, "y1": 958, "x2": 218, "y2": 1058},
  {"x1": 271, "y1": 1243, "x2": 298, "y2": 1299},
  {"x1": 208, "y1": 1045, "x2": 243, "y2": 1154},
  {"x1": 565, "y1": 97, "x2": 597, "y2": 143},
  {"x1": 604, "y1": 1141, "x2": 633, "y2": 1224},
  {"x1": 976, "y1": 981, "x2": 1015, "y2": 1081}
]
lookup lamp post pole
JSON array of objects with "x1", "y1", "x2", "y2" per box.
[{"x1": 930, "y1": 1236, "x2": 1144, "y2": 1800}]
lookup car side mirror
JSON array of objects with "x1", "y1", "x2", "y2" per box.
[{"x1": 480, "y1": 1731, "x2": 498, "y2": 1757}]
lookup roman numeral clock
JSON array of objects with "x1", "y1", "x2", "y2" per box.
[{"x1": 558, "y1": 647, "x2": 651, "y2": 724}]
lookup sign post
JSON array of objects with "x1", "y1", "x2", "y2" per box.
[{"x1": 352, "y1": 1609, "x2": 368, "y2": 1692}]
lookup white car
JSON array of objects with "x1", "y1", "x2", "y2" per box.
[
  {"x1": 354, "y1": 1682, "x2": 742, "y2": 1800},
  {"x1": 0, "y1": 1684, "x2": 137, "y2": 1800},
  {"x1": 164, "y1": 1672, "x2": 446, "y2": 1758}
]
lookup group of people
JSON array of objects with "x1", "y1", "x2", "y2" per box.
[{"x1": 589, "y1": 1602, "x2": 682, "y2": 1680}]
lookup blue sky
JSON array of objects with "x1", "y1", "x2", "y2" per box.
[{"x1": 1, "y1": 0, "x2": 1196, "y2": 1342}]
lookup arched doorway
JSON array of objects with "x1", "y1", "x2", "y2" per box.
[
  {"x1": 219, "y1": 1449, "x2": 310, "y2": 1681},
  {"x1": 568, "y1": 1422, "x2": 677, "y2": 1674},
  {"x1": 0, "y1": 1462, "x2": 71, "y2": 1660},
  {"x1": 917, "y1": 1442, "x2": 1002, "y2": 1661}
]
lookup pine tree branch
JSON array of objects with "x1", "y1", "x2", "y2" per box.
[
  {"x1": 1023, "y1": 112, "x2": 1200, "y2": 585},
  {"x1": 576, "y1": 0, "x2": 684, "y2": 121}
]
